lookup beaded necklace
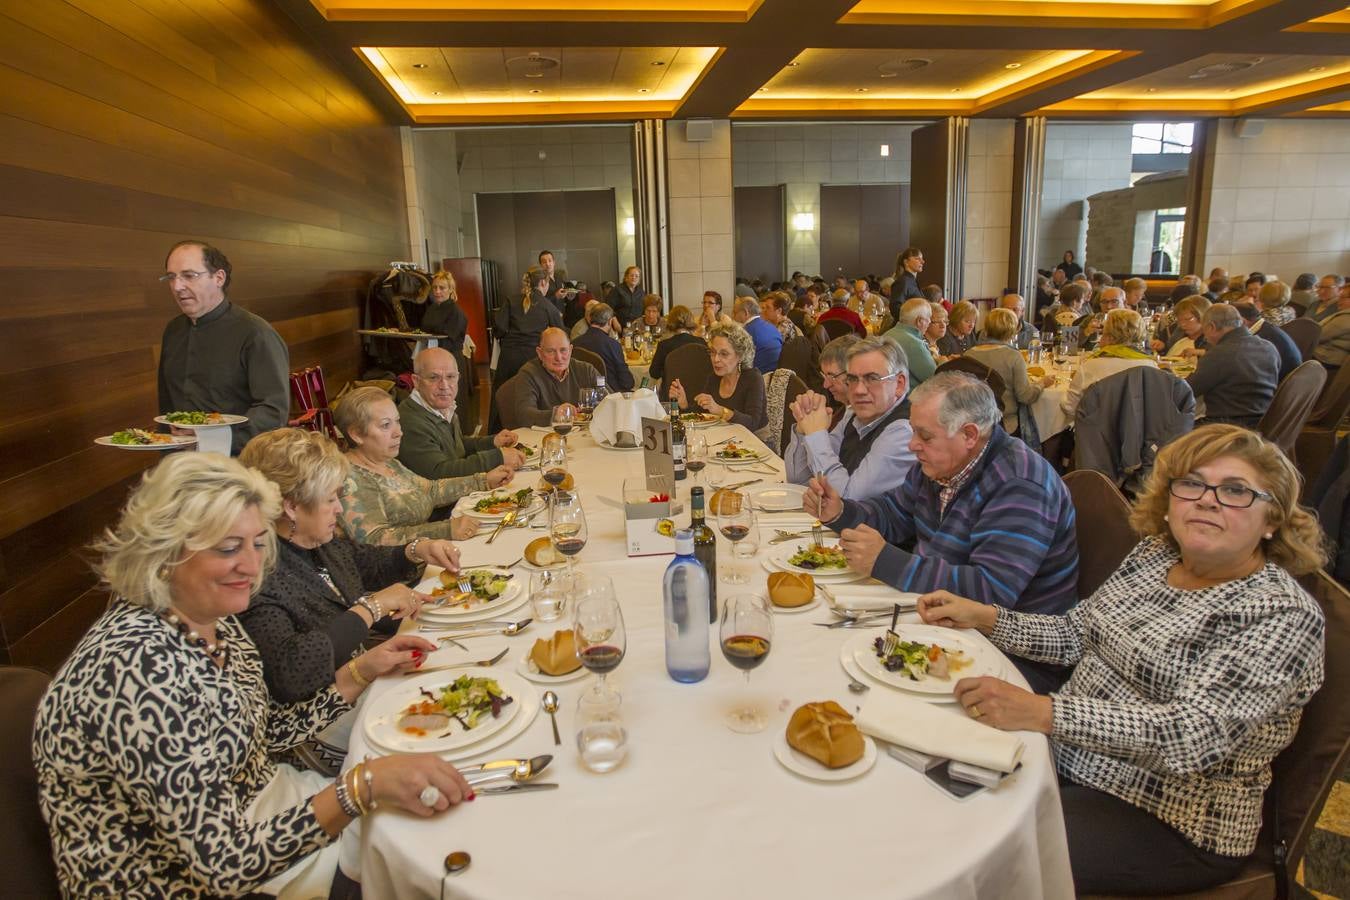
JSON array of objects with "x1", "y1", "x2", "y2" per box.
[{"x1": 162, "y1": 611, "x2": 228, "y2": 662}]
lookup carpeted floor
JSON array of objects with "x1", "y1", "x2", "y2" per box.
[{"x1": 1296, "y1": 765, "x2": 1349, "y2": 900}]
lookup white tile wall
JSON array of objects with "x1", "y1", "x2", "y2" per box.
[
  {"x1": 733, "y1": 123, "x2": 920, "y2": 277},
  {"x1": 1202, "y1": 119, "x2": 1350, "y2": 278},
  {"x1": 453, "y1": 125, "x2": 637, "y2": 272},
  {"x1": 1038, "y1": 123, "x2": 1133, "y2": 272},
  {"x1": 666, "y1": 120, "x2": 734, "y2": 309},
  {"x1": 962, "y1": 120, "x2": 1015, "y2": 300},
  {"x1": 410, "y1": 129, "x2": 462, "y2": 268}
]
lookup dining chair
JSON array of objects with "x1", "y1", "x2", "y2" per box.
[
  {"x1": 755, "y1": 369, "x2": 807, "y2": 457},
  {"x1": 663, "y1": 342, "x2": 715, "y2": 406},
  {"x1": 1062, "y1": 470, "x2": 1136, "y2": 600},
  {"x1": 935, "y1": 356, "x2": 1009, "y2": 419},
  {"x1": 1256, "y1": 360, "x2": 1327, "y2": 462},
  {"x1": 287, "y1": 365, "x2": 342, "y2": 442},
  {"x1": 1281, "y1": 317, "x2": 1321, "y2": 361},
  {"x1": 492, "y1": 371, "x2": 528, "y2": 431},
  {"x1": 1080, "y1": 570, "x2": 1350, "y2": 900},
  {"x1": 0, "y1": 666, "x2": 60, "y2": 899},
  {"x1": 818, "y1": 317, "x2": 856, "y2": 342},
  {"x1": 776, "y1": 336, "x2": 819, "y2": 392},
  {"x1": 569, "y1": 346, "x2": 606, "y2": 384},
  {"x1": 1073, "y1": 366, "x2": 1196, "y2": 497},
  {"x1": 1293, "y1": 362, "x2": 1350, "y2": 489}
]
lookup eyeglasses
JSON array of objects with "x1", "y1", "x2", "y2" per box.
[
  {"x1": 1168, "y1": 477, "x2": 1274, "y2": 509},
  {"x1": 709, "y1": 349, "x2": 737, "y2": 360},
  {"x1": 159, "y1": 270, "x2": 209, "y2": 284},
  {"x1": 843, "y1": 372, "x2": 900, "y2": 388},
  {"x1": 820, "y1": 369, "x2": 844, "y2": 383}
]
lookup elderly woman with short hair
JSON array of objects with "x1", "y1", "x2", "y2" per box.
[
  {"x1": 334, "y1": 386, "x2": 489, "y2": 545},
  {"x1": 918, "y1": 424, "x2": 1326, "y2": 894},
  {"x1": 1257, "y1": 280, "x2": 1297, "y2": 327},
  {"x1": 238, "y1": 429, "x2": 466, "y2": 764},
  {"x1": 1060, "y1": 308, "x2": 1157, "y2": 421},
  {"x1": 938, "y1": 300, "x2": 978, "y2": 356},
  {"x1": 667, "y1": 321, "x2": 768, "y2": 431},
  {"x1": 964, "y1": 307, "x2": 1058, "y2": 435},
  {"x1": 1153, "y1": 294, "x2": 1212, "y2": 356},
  {"x1": 648, "y1": 304, "x2": 705, "y2": 388},
  {"x1": 33, "y1": 453, "x2": 474, "y2": 899}
]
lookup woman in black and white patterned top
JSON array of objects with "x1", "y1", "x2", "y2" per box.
[
  {"x1": 918, "y1": 424, "x2": 1327, "y2": 895},
  {"x1": 33, "y1": 453, "x2": 475, "y2": 899}
]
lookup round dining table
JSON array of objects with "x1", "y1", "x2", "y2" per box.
[{"x1": 338, "y1": 423, "x2": 1074, "y2": 900}]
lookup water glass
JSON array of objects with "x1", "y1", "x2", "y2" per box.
[
  {"x1": 576, "y1": 689, "x2": 628, "y2": 773},
  {"x1": 529, "y1": 566, "x2": 571, "y2": 622}
]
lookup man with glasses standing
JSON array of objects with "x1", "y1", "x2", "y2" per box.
[
  {"x1": 157, "y1": 240, "x2": 289, "y2": 454},
  {"x1": 784, "y1": 337, "x2": 915, "y2": 500}
]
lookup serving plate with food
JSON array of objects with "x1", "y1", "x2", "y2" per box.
[
  {"x1": 95, "y1": 429, "x2": 197, "y2": 450},
  {"x1": 776, "y1": 541, "x2": 848, "y2": 573},
  {"x1": 418, "y1": 568, "x2": 524, "y2": 621},
  {"x1": 154, "y1": 411, "x2": 248, "y2": 427},
  {"x1": 844, "y1": 627, "x2": 1002, "y2": 697},
  {"x1": 773, "y1": 701, "x2": 877, "y2": 782},
  {"x1": 363, "y1": 671, "x2": 524, "y2": 755},
  {"x1": 713, "y1": 441, "x2": 768, "y2": 465},
  {"x1": 460, "y1": 488, "x2": 543, "y2": 521},
  {"x1": 678, "y1": 411, "x2": 721, "y2": 428}
]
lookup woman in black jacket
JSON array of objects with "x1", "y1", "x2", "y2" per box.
[{"x1": 648, "y1": 304, "x2": 706, "y2": 399}]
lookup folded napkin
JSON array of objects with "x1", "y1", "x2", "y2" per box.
[
  {"x1": 589, "y1": 389, "x2": 666, "y2": 448},
  {"x1": 826, "y1": 584, "x2": 920, "y2": 611},
  {"x1": 855, "y1": 688, "x2": 1025, "y2": 774}
]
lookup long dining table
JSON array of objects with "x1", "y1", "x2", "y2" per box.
[{"x1": 338, "y1": 421, "x2": 1074, "y2": 900}]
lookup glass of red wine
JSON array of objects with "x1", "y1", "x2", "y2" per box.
[
  {"x1": 720, "y1": 593, "x2": 773, "y2": 733},
  {"x1": 572, "y1": 575, "x2": 626, "y2": 701},
  {"x1": 715, "y1": 488, "x2": 753, "y2": 584},
  {"x1": 686, "y1": 432, "x2": 708, "y2": 488},
  {"x1": 548, "y1": 489, "x2": 588, "y2": 577},
  {"x1": 551, "y1": 403, "x2": 575, "y2": 438},
  {"x1": 541, "y1": 440, "x2": 568, "y2": 489}
]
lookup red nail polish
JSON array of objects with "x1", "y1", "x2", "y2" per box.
[{"x1": 467, "y1": 791, "x2": 476, "y2": 801}]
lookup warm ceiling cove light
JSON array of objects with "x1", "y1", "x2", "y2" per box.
[
  {"x1": 1309, "y1": 66, "x2": 1326, "y2": 72},
  {"x1": 1004, "y1": 63, "x2": 1022, "y2": 70}
]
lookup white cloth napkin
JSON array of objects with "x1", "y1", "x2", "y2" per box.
[
  {"x1": 826, "y1": 584, "x2": 920, "y2": 611},
  {"x1": 589, "y1": 389, "x2": 665, "y2": 447},
  {"x1": 855, "y1": 688, "x2": 1026, "y2": 773}
]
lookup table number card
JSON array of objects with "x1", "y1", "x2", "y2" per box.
[{"x1": 641, "y1": 416, "x2": 675, "y2": 493}]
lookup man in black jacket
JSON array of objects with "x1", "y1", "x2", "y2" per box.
[
  {"x1": 573, "y1": 303, "x2": 634, "y2": 391},
  {"x1": 1186, "y1": 304, "x2": 1279, "y2": 427},
  {"x1": 1233, "y1": 301, "x2": 1301, "y2": 382}
]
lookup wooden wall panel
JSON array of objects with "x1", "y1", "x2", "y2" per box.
[{"x1": 0, "y1": 0, "x2": 409, "y2": 672}]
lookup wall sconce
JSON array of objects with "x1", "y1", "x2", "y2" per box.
[
  {"x1": 880, "y1": 144, "x2": 890, "y2": 157},
  {"x1": 792, "y1": 212, "x2": 815, "y2": 232},
  {"x1": 623, "y1": 217, "x2": 635, "y2": 236}
]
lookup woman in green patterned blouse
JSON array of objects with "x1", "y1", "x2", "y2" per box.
[{"x1": 334, "y1": 386, "x2": 492, "y2": 545}]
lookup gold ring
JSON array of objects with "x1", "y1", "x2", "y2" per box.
[{"x1": 969, "y1": 704, "x2": 982, "y2": 719}]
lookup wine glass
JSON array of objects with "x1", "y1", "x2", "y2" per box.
[
  {"x1": 720, "y1": 593, "x2": 774, "y2": 733},
  {"x1": 551, "y1": 403, "x2": 575, "y2": 438},
  {"x1": 549, "y1": 489, "x2": 588, "y2": 577},
  {"x1": 577, "y1": 387, "x2": 598, "y2": 423},
  {"x1": 573, "y1": 575, "x2": 626, "y2": 700},
  {"x1": 715, "y1": 489, "x2": 753, "y2": 584},
  {"x1": 686, "y1": 432, "x2": 708, "y2": 487},
  {"x1": 541, "y1": 440, "x2": 568, "y2": 489}
]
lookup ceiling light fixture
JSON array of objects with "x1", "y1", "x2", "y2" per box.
[
  {"x1": 1004, "y1": 63, "x2": 1022, "y2": 70},
  {"x1": 652, "y1": 60, "x2": 666, "y2": 66},
  {"x1": 412, "y1": 63, "x2": 428, "y2": 69},
  {"x1": 792, "y1": 212, "x2": 815, "y2": 232},
  {"x1": 787, "y1": 61, "x2": 800, "y2": 67},
  {"x1": 880, "y1": 144, "x2": 890, "y2": 157},
  {"x1": 1309, "y1": 66, "x2": 1326, "y2": 72},
  {"x1": 529, "y1": 89, "x2": 541, "y2": 94},
  {"x1": 638, "y1": 88, "x2": 650, "y2": 93},
  {"x1": 431, "y1": 91, "x2": 441, "y2": 95},
  {"x1": 856, "y1": 87, "x2": 869, "y2": 92}
]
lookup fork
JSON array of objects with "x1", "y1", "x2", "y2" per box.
[
  {"x1": 812, "y1": 520, "x2": 825, "y2": 551},
  {"x1": 880, "y1": 603, "x2": 903, "y2": 658},
  {"x1": 403, "y1": 647, "x2": 509, "y2": 675}
]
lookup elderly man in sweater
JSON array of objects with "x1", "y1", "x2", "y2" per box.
[
  {"x1": 1185, "y1": 303, "x2": 1279, "y2": 427},
  {"x1": 399, "y1": 348, "x2": 523, "y2": 479},
  {"x1": 805, "y1": 372, "x2": 1080, "y2": 692}
]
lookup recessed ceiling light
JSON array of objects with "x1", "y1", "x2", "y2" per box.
[
  {"x1": 950, "y1": 88, "x2": 961, "y2": 93},
  {"x1": 787, "y1": 61, "x2": 800, "y2": 67},
  {"x1": 651, "y1": 60, "x2": 666, "y2": 66},
  {"x1": 431, "y1": 91, "x2": 441, "y2": 95},
  {"x1": 856, "y1": 87, "x2": 869, "y2": 93},
  {"x1": 1004, "y1": 62, "x2": 1022, "y2": 70},
  {"x1": 638, "y1": 88, "x2": 650, "y2": 93},
  {"x1": 757, "y1": 87, "x2": 768, "y2": 92},
  {"x1": 529, "y1": 89, "x2": 541, "y2": 94},
  {"x1": 1147, "y1": 87, "x2": 1158, "y2": 92},
  {"x1": 1309, "y1": 66, "x2": 1326, "y2": 72},
  {"x1": 412, "y1": 63, "x2": 428, "y2": 69}
]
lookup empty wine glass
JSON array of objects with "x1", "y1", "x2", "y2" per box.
[
  {"x1": 572, "y1": 575, "x2": 626, "y2": 700},
  {"x1": 551, "y1": 403, "x2": 575, "y2": 438},
  {"x1": 715, "y1": 489, "x2": 753, "y2": 584},
  {"x1": 686, "y1": 432, "x2": 708, "y2": 487},
  {"x1": 720, "y1": 593, "x2": 774, "y2": 733},
  {"x1": 549, "y1": 489, "x2": 588, "y2": 577}
]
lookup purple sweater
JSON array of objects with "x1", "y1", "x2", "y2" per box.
[{"x1": 830, "y1": 427, "x2": 1079, "y2": 616}]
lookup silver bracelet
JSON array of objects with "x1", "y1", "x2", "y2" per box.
[
  {"x1": 335, "y1": 772, "x2": 360, "y2": 818},
  {"x1": 405, "y1": 538, "x2": 423, "y2": 563},
  {"x1": 355, "y1": 595, "x2": 383, "y2": 621},
  {"x1": 362, "y1": 759, "x2": 379, "y2": 811}
]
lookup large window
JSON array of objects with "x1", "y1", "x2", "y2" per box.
[{"x1": 1131, "y1": 122, "x2": 1193, "y2": 155}]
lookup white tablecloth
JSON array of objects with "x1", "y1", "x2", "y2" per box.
[{"x1": 340, "y1": 424, "x2": 1073, "y2": 900}]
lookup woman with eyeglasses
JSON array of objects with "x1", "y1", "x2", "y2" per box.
[
  {"x1": 916, "y1": 424, "x2": 1326, "y2": 895},
  {"x1": 667, "y1": 322, "x2": 768, "y2": 431}
]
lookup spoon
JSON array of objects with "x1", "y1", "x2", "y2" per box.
[
  {"x1": 846, "y1": 673, "x2": 870, "y2": 694},
  {"x1": 542, "y1": 690, "x2": 561, "y2": 746},
  {"x1": 445, "y1": 850, "x2": 471, "y2": 875}
]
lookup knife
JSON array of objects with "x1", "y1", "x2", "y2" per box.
[
  {"x1": 462, "y1": 754, "x2": 553, "y2": 785},
  {"x1": 475, "y1": 782, "x2": 559, "y2": 795}
]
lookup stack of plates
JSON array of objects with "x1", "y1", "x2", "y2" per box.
[
  {"x1": 837, "y1": 627, "x2": 1006, "y2": 703},
  {"x1": 416, "y1": 567, "x2": 530, "y2": 625},
  {"x1": 363, "y1": 669, "x2": 538, "y2": 762},
  {"x1": 761, "y1": 540, "x2": 866, "y2": 584}
]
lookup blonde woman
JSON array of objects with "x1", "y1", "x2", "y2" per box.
[
  {"x1": 1257, "y1": 280, "x2": 1296, "y2": 328},
  {"x1": 668, "y1": 321, "x2": 768, "y2": 430},
  {"x1": 964, "y1": 307, "x2": 1057, "y2": 435},
  {"x1": 33, "y1": 453, "x2": 473, "y2": 899},
  {"x1": 918, "y1": 424, "x2": 1326, "y2": 894},
  {"x1": 1060, "y1": 309, "x2": 1158, "y2": 421},
  {"x1": 335, "y1": 386, "x2": 492, "y2": 545},
  {"x1": 421, "y1": 271, "x2": 468, "y2": 357}
]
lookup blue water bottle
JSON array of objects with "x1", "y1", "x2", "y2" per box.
[{"x1": 663, "y1": 529, "x2": 711, "y2": 683}]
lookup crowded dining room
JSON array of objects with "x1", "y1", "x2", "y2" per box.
[{"x1": 5, "y1": 1, "x2": 1350, "y2": 898}]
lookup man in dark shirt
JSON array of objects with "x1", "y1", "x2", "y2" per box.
[
  {"x1": 499, "y1": 328, "x2": 601, "y2": 428},
  {"x1": 1234, "y1": 301, "x2": 1301, "y2": 382},
  {"x1": 535, "y1": 250, "x2": 570, "y2": 312},
  {"x1": 1187, "y1": 304, "x2": 1280, "y2": 427},
  {"x1": 573, "y1": 303, "x2": 634, "y2": 391},
  {"x1": 157, "y1": 240, "x2": 289, "y2": 454}
]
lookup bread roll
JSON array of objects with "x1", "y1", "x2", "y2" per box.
[
  {"x1": 708, "y1": 488, "x2": 743, "y2": 517},
  {"x1": 786, "y1": 701, "x2": 864, "y2": 769},
  {"x1": 767, "y1": 571, "x2": 814, "y2": 608},
  {"x1": 530, "y1": 629, "x2": 581, "y2": 676},
  {"x1": 525, "y1": 536, "x2": 563, "y2": 568},
  {"x1": 1027, "y1": 365, "x2": 1046, "y2": 378}
]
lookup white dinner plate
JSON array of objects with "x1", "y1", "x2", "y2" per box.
[
  {"x1": 515, "y1": 651, "x2": 592, "y2": 685},
  {"x1": 769, "y1": 541, "x2": 853, "y2": 577},
  {"x1": 768, "y1": 594, "x2": 821, "y2": 615},
  {"x1": 362, "y1": 669, "x2": 526, "y2": 755},
  {"x1": 416, "y1": 568, "x2": 525, "y2": 620},
  {"x1": 459, "y1": 490, "x2": 546, "y2": 522},
  {"x1": 746, "y1": 482, "x2": 806, "y2": 512},
  {"x1": 714, "y1": 447, "x2": 770, "y2": 467},
  {"x1": 153, "y1": 414, "x2": 248, "y2": 427},
  {"x1": 94, "y1": 434, "x2": 197, "y2": 450},
  {"x1": 760, "y1": 556, "x2": 867, "y2": 584},
  {"x1": 594, "y1": 438, "x2": 642, "y2": 452},
  {"x1": 773, "y1": 730, "x2": 876, "y2": 782},
  {"x1": 845, "y1": 627, "x2": 1003, "y2": 696}
]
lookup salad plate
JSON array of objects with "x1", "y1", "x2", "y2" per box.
[
  {"x1": 363, "y1": 670, "x2": 524, "y2": 755},
  {"x1": 845, "y1": 627, "x2": 1002, "y2": 696},
  {"x1": 771, "y1": 541, "x2": 851, "y2": 576},
  {"x1": 459, "y1": 488, "x2": 544, "y2": 521},
  {"x1": 95, "y1": 431, "x2": 197, "y2": 450},
  {"x1": 154, "y1": 412, "x2": 248, "y2": 427}
]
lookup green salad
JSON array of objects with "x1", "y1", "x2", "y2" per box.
[
  {"x1": 401, "y1": 675, "x2": 513, "y2": 734},
  {"x1": 110, "y1": 428, "x2": 172, "y2": 445},
  {"x1": 163, "y1": 411, "x2": 223, "y2": 425},
  {"x1": 471, "y1": 487, "x2": 534, "y2": 513},
  {"x1": 465, "y1": 569, "x2": 513, "y2": 600},
  {"x1": 788, "y1": 545, "x2": 847, "y2": 570}
]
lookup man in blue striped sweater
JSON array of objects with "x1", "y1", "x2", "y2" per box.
[{"x1": 806, "y1": 372, "x2": 1080, "y2": 692}]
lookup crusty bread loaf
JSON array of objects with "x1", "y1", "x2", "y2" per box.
[
  {"x1": 530, "y1": 629, "x2": 581, "y2": 676},
  {"x1": 708, "y1": 488, "x2": 743, "y2": 517},
  {"x1": 767, "y1": 571, "x2": 815, "y2": 608},
  {"x1": 786, "y1": 701, "x2": 864, "y2": 769},
  {"x1": 525, "y1": 536, "x2": 563, "y2": 568}
]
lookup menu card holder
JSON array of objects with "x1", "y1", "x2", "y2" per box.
[{"x1": 623, "y1": 475, "x2": 675, "y2": 558}]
